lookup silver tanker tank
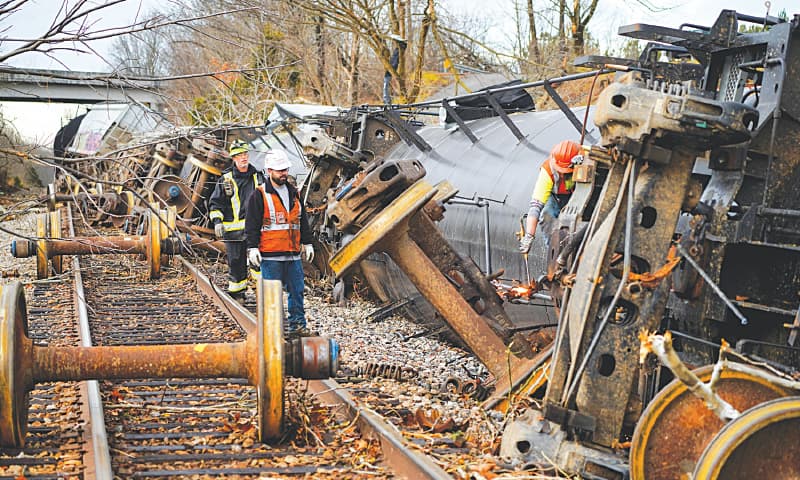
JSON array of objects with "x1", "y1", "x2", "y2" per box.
[{"x1": 357, "y1": 107, "x2": 597, "y2": 328}]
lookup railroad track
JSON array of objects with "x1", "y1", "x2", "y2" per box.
[{"x1": 0, "y1": 204, "x2": 555, "y2": 479}]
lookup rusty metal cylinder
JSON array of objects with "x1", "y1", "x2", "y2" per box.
[
  {"x1": 286, "y1": 337, "x2": 340, "y2": 380},
  {"x1": 33, "y1": 342, "x2": 248, "y2": 383},
  {"x1": 31, "y1": 336, "x2": 338, "y2": 383},
  {"x1": 184, "y1": 234, "x2": 226, "y2": 256},
  {"x1": 40, "y1": 237, "x2": 147, "y2": 256},
  {"x1": 11, "y1": 236, "x2": 181, "y2": 258}
]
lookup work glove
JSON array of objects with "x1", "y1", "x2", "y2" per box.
[
  {"x1": 519, "y1": 233, "x2": 534, "y2": 254},
  {"x1": 214, "y1": 222, "x2": 224, "y2": 239},
  {"x1": 302, "y1": 244, "x2": 315, "y2": 262},
  {"x1": 247, "y1": 248, "x2": 262, "y2": 267}
]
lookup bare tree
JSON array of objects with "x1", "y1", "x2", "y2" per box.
[
  {"x1": 109, "y1": 16, "x2": 173, "y2": 76},
  {"x1": 565, "y1": 0, "x2": 600, "y2": 55},
  {"x1": 294, "y1": 0, "x2": 440, "y2": 103},
  {"x1": 526, "y1": 0, "x2": 541, "y2": 65},
  {"x1": 0, "y1": 0, "x2": 173, "y2": 66}
]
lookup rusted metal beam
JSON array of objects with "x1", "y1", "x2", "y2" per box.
[
  {"x1": 329, "y1": 180, "x2": 543, "y2": 399},
  {"x1": 387, "y1": 231, "x2": 518, "y2": 378}
]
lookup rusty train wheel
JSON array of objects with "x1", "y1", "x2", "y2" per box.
[
  {"x1": 187, "y1": 154, "x2": 222, "y2": 176},
  {"x1": 36, "y1": 214, "x2": 49, "y2": 279},
  {"x1": 46, "y1": 183, "x2": 57, "y2": 212},
  {"x1": 0, "y1": 282, "x2": 31, "y2": 447},
  {"x1": 630, "y1": 365, "x2": 791, "y2": 480},
  {"x1": 146, "y1": 206, "x2": 162, "y2": 279},
  {"x1": 110, "y1": 191, "x2": 135, "y2": 228},
  {"x1": 49, "y1": 210, "x2": 63, "y2": 275},
  {"x1": 153, "y1": 152, "x2": 181, "y2": 170},
  {"x1": 692, "y1": 396, "x2": 800, "y2": 479},
  {"x1": 257, "y1": 279, "x2": 284, "y2": 442}
]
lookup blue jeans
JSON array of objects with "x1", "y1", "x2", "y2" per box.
[
  {"x1": 541, "y1": 196, "x2": 561, "y2": 251},
  {"x1": 260, "y1": 259, "x2": 306, "y2": 331}
]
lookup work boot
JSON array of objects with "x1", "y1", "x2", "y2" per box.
[
  {"x1": 230, "y1": 291, "x2": 246, "y2": 305},
  {"x1": 286, "y1": 326, "x2": 313, "y2": 339}
]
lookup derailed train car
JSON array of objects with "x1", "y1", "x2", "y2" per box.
[
  {"x1": 301, "y1": 8, "x2": 800, "y2": 480},
  {"x1": 45, "y1": 8, "x2": 800, "y2": 477},
  {"x1": 291, "y1": 83, "x2": 604, "y2": 332},
  {"x1": 50, "y1": 103, "x2": 308, "y2": 246}
]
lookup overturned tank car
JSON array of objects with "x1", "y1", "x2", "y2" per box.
[{"x1": 302, "y1": 8, "x2": 800, "y2": 480}]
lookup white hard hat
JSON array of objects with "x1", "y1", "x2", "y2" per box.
[{"x1": 265, "y1": 149, "x2": 291, "y2": 170}]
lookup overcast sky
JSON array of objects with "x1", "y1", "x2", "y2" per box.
[
  {"x1": 2, "y1": 0, "x2": 794, "y2": 72},
  {"x1": 0, "y1": 0, "x2": 796, "y2": 143}
]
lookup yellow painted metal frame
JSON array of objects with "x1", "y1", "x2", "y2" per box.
[{"x1": 329, "y1": 180, "x2": 437, "y2": 276}]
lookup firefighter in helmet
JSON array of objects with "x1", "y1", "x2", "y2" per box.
[{"x1": 208, "y1": 139, "x2": 265, "y2": 302}]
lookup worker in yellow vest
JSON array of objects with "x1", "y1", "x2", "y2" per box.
[{"x1": 208, "y1": 140, "x2": 264, "y2": 302}]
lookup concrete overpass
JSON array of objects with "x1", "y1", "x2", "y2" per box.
[{"x1": 0, "y1": 67, "x2": 165, "y2": 111}]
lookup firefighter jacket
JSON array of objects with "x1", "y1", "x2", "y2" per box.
[
  {"x1": 244, "y1": 180, "x2": 313, "y2": 257},
  {"x1": 208, "y1": 165, "x2": 265, "y2": 233}
]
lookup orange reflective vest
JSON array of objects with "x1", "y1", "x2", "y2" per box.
[
  {"x1": 542, "y1": 160, "x2": 573, "y2": 196},
  {"x1": 541, "y1": 159, "x2": 574, "y2": 208},
  {"x1": 257, "y1": 185, "x2": 301, "y2": 254}
]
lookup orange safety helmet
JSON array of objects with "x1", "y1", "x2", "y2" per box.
[{"x1": 549, "y1": 140, "x2": 581, "y2": 174}]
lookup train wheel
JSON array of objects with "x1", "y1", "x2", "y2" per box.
[
  {"x1": 146, "y1": 205, "x2": 162, "y2": 279},
  {"x1": 49, "y1": 210, "x2": 63, "y2": 275},
  {"x1": 693, "y1": 396, "x2": 800, "y2": 479},
  {"x1": 256, "y1": 279, "x2": 284, "y2": 442},
  {"x1": 630, "y1": 365, "x2": 791, "y2": 480},
  {"x1": 0, "y1": 282, "x2": 30, "y2": 447},
  {"x1": 35, "y1": 214, "x2": 49, "y2": 279}
]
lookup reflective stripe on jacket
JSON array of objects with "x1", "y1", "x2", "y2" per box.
[
  {"x1": 257, "y1": 185, "x2": 301, "y2": 254},
  {"x1": 210, "y1": 170, "x2": 261, "y2": 232}
]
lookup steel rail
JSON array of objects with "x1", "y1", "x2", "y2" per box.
[
  {"x1": 67, "y1": 207, "x2": 113, "y2": 480},
  {"x1": 309, "y1": 379, "x2": 453, "y2": 480},
  {"x1": 179, "y1": 257, "x2": 452, "y2": 480}
]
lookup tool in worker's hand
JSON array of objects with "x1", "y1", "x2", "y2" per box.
[{"x1": 519, "y1": 215, "x2": 532, "y2": 287}]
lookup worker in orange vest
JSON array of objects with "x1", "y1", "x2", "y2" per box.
[
  {"x1": 519, "y1": 140, "x2": 583, "y2": 254},
  {"x1": 244, "y1": 150, "x2": 314, "y2": 337}
]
